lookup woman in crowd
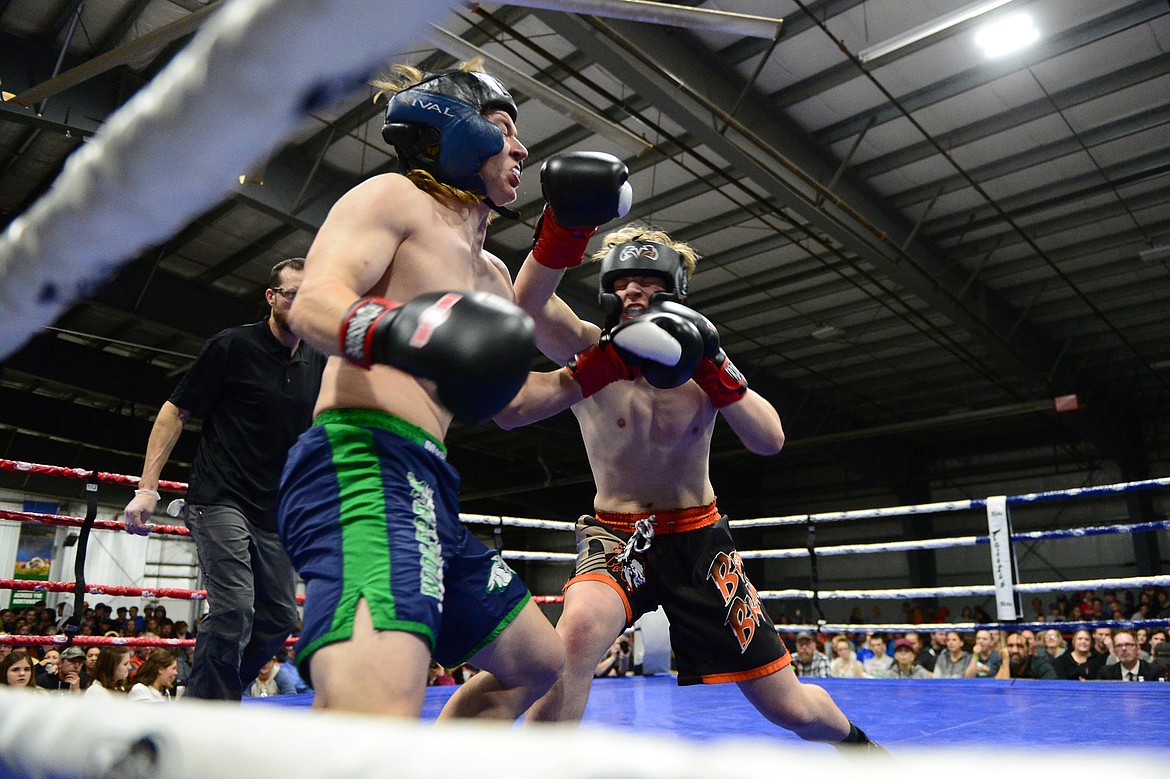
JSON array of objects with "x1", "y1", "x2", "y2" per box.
[
  {"x1": 828, "y1": 635, "x2": 867, "y2": 678},
  {"x1": 83, "y1": 646, "x2": 101, "y2": 688},
  {"x1": 1041, "y1": 629, "x2": 1066, "y2": 659},
  {"x1": 932, "y1": 632, "x2": 970, "y2": 679},
  {"x1": 0, "y1": 649, "x2": 40, "y2": 690},
  {"x1": 128, "y1": 649, "x2": 179, "y2": 702},
  {"x1": 84, "y1": 646, "x2": 133, "y2": 698},
  {"x1": 1052, "y1": 629, "x2": 1104, "y2": 681}
]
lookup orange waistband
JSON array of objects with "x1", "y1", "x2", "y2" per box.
[{"x1": 595, "y1": 501, "x2": 720, "y2": 534}]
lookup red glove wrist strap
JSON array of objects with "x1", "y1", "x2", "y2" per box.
[
  {"x1": 694, "y1": 356, "x2": 747, "y2": 407},
  {"x1": 532, "y1": 208, "x2": 598, "y2": 269},
  {"x1": 568, "y1": 343, "x2": 637, "y2": 398},
  {"x1": 340, "y1": 297, "x2": 398, "y2": 369}
]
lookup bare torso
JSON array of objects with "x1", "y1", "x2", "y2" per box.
[
  {"x1": 309, "y1": 174, "x2": 513, "y2": 441},
  {"x1": 574, "y1": 378, "x2": 717, "y2": 512}
]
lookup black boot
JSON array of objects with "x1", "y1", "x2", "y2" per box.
[{"x1": 834, "y1": 722, "x2": 890, "y2": 757}]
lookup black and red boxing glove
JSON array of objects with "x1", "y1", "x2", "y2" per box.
[
  {"x1": 532, "y1": 151, "x2": 632, "y2": 269},
  {"x1": 692, "y1": 349, "x2": 747, "y2": 407},
  {"x1": 340, "y1": 291, "x2": 535, "y2": 424},
  {"x1": 648, "y1": 300, "x2": 747, "y2": 406},
  {"x1": 566, "y1": 331, "x2": 640, "y2": 399}
]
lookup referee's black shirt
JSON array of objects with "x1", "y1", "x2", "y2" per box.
[{"x1": 170, "y1": 319, "x2": 325, "y2": 530}]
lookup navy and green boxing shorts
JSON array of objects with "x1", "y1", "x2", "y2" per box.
[{"x1": 277, "y1": 408, "x2": 530, "y2": 680}]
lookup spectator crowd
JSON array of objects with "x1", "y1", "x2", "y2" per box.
[{"x1": 3, "y1": 586, "x2": 1168, "y2": 693}]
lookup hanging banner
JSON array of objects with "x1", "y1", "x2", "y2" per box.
[{"x1": 10, "y1": 501, "x2": 58, "y2": 608}]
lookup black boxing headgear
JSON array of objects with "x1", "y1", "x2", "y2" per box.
[
  {"x1": 382, "y1": 69, "x2": 518, "y2": 195},
  {"x1": 598, "y1": 240, "x2": 689, "y2": 327}
]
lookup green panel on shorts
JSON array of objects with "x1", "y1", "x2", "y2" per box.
[{"x1": 324, "y1": 422, "x2": 397, "y2": 633}]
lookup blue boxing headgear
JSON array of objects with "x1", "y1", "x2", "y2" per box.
[
  {"x1": 598, "y1": 240, "x2": 689, "y2": 328},
  {"x1": 382, "y1": 69, "x2": 518, "y2": 195}
]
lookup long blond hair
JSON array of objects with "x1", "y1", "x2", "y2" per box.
[{"x1": 372, "y1": 59, "x2": 495, "y2": 210}]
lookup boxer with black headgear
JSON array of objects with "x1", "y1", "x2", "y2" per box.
[
  {"x1": 490, "y1": 216, "x2": 887, "y2": 753},
  {"x1": 274, "y1": 59, "x2": 593, "y2": 721}
]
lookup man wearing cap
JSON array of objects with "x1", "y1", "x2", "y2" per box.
[
  {"x1": 792, "y1": 633, "x2": 832, "y2": 678},
  {"x1": 35, "y1": 646, "x2": 86, "y2": 693},
  {"x1": 890, "y1": 639, "x2": 932, "y2": 679},
  {"x1": 486, "y1": 216, "x2": 886, "y2": 752}
]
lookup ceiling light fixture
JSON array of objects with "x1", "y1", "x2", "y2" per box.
[
  {"x1": 974, "y1": 12, "x2": 1040, "y2": 58},
  {"x1": 1139, "y1": 245, "x2": 1170, "y2": 263},
  {"x1": 857, "y1": 0, "x2": 1017, "y2": 63},
  {"x1": 811, "y1": 324, "x2": 844, "y2": 340}
]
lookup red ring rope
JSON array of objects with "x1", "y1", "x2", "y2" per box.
[{"x1": 0, "y1": 458, "x2": 187, "y2": 492}]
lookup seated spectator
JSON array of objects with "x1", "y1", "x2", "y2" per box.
[
  {"x1": 996, "y1": 632, "x2": 1056, "y2": 679},
  {"x1": 128, "y1": 650, "x2": 179, "y2": 702},
  {"x1": 1092, "y1": 626, "x2": 1116, "y2": 665},
  {"x1": 244, "y1": 656, "x2": 297, "y2": 697},
  {"x1": 917, "y1": 631, "x2": 946, "y2": 673},
  {"x1": 1040, "y1": 629, "x2": 1066, "y2": 660},
  {"x1": 901, "y1": 632, "x2": 928, "y2": 671},
  {"x1": 594, "y1": 636, "x2": 632, "y2": 678},
  {"x1": 0, "y1": 637, "x2": 11, "y2": 666},
  {"x1": 828, "y1": 635, "x2": 867, "y2": 678},
  {"x1": 933, "y1": 632, "x2": 970, "y2": 679},
  {"x1": 964, "y1": 629, "x2": 1002, "y2": 678},
  {"x1": 85, "y1": 646, "x2": 133, "y2": 697},
  {"x1": 36, "y1": 646, "x2": 86, "y2": 693},
  {"x1": 889, "y1": 639, "x2": 931, "y2": 679},
  {"x1": 1097, "y1": 629, "x2": 1162, "y2": 682},
  {"x1": 1019, "y1": 629, "x2": 1038, "y2": 658},
  {"x1": 862, "y1": 634, "x2": 894, "y2": 678},
  {"x1": 791, "y1": 632, "x2": 831, "y2": 678},
  {"x1": 276, "y1": 649, "x2": 311, "y2": 693},
  {"x1": 0, "y1": 649, "x2": 40, "y2": 691},
  {"x1": 1152, "y1": 642, "x2": 1170, "y2": 681},
  {"x1": 1154, "y1": 589, "x2": 1170, "y2": 618},
  {"x1": 83, "y1": 646, "x2": 101, "y2": 689},
  {"x1": 1135, "y1": 628, "x2": 1150, "y2": 655},
  {"x1": 35, "y1": 648, "x2": 59, "y2": 679},
  {"x1": 1149, "y1": 630, "x2": 1167, "y2": 654},
  {"x1": 1053, "y1": 629, "x2": 1104, "y2": 681},
  {"x1": 854, "y1": 632, "x2": 874, "y2": 664}
]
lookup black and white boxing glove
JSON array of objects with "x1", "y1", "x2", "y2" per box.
[
  {"x1": 531, "y1": 152, "x2": 632, "y2": 269},
  {"x1": 616, "y1": 310, "x2": 704, "y2": 389},
  {"x1": 340, "y1": 291, "x2": 535, "y2": 424},
  {"x1": 650, "y1": 300, "x2": 747, "y2": 406}
]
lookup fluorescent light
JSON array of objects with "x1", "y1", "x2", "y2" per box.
[
  {"x1": 857, "y1": 0, "x2": 1017, "y2": 63},
  {"x1": 974, "y1": 12, "x2": 1039, "y2": 58},
  {"x1": 1139, "y1": 245, "x2": 1170, "y2": 263},
  {"x1": 811, "y1": 324, "x2": 844, "y2": 340}
]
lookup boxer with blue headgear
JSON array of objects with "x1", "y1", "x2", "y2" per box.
[{"x1": 382, "y1": 68, "x2": 518, "y2": 198}]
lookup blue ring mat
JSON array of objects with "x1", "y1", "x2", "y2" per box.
[{"x1": 246, "y1": 675, "x2": 1170, "y2": 748}]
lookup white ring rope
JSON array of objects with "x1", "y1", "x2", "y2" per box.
[
  {"x1": 0, "y1": 0, "x2": 456, "y2": 360},
  {"x1": 758, "y1": 575, "x2": 1170, "y2": 601},
  {"x1": 740, "y1": 520, "x2": 1170, "y2": 559},
  {"x1": 461, "y1": 513, "x2": 577, "y2": 532},
  {"x1": 779, "y1": 619, "x2": 1170, "y2": 634},
  {"x1": 3, "y1": 689, "x2": 1163, "y2": 779},
  {"x1": 730, "y1": 476, "x2": 1170, "y2": 528},
  {"x1": 3, "y1": 458, "x2": 1167, "y2": 619}
]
